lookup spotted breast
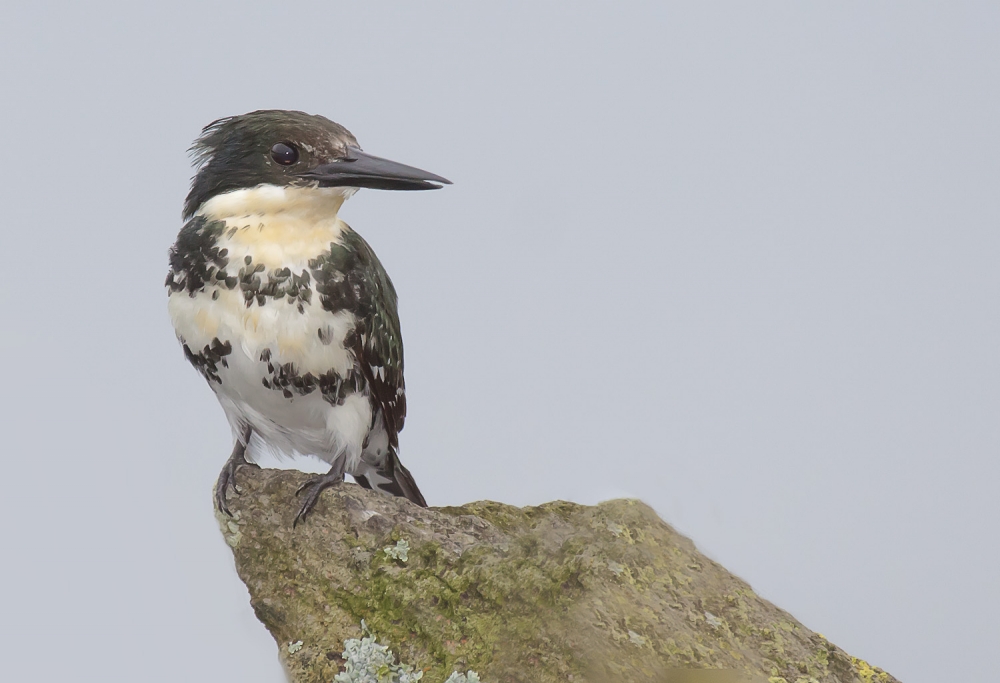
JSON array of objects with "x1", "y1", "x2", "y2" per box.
[{"x1": 166, "y1": 186, "x2": 407, "y2": 499}]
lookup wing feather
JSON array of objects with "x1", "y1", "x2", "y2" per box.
[{"x1": 311, "y1": 225, "x2": 406, "y2": 445}]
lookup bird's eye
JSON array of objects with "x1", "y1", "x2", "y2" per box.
[{"x1": 270, "y1": 142, "x2": 299, "y2": 166}]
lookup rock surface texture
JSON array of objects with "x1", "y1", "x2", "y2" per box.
[{"x1": 218, "y1": 468, "x2": 899, "y2": 683}]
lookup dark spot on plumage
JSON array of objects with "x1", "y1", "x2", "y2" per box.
[
  {"x1": 342, "y1": 328, "x2": 359, "y2": 352},
  {"x1": 166, "y1": 217, "x2": 228, "y2": 294},
  {"x1": 260, "y1": 349, "x2": 271, "y2": 362},
  {"x1": 297, "y1": 303, "x2": 305, "y2": 314},
  {"x1": 225, "y1": 264, "x2": 313, "y2": 309},
  {"x1": 257, "y1": 355, "x2": 365, "y2": 406},
  {"x1": 212, "y1": 290, "x2": 219, "y2": 300},
  {"x1": 211, "y1": 338, "x2": 232, "y2": 355},
  {"x1": 182, "y1": 337, "x2": 233, "y2": 384}
]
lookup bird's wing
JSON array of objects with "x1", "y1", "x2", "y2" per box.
[{"x1": 310, "y1": 225, "x2": 406, "y2": 445}]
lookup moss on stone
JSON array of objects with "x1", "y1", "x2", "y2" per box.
[{"x1": 219, "y1": 469, "x2": 900, "y2": 683}]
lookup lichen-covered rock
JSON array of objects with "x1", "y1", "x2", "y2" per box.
[{"x1": 218, "y1": 468, "x2": 899, "y2": 683}]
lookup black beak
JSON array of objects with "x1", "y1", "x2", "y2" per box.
[{"x1": 297, "y1": 147, "x2": 451, "y2": 191}]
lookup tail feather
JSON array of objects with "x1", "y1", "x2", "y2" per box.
[{"x1": 353, "y1": 449, "x2": 427, "y2": 507}]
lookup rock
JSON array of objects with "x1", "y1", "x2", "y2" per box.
[{"x1": 218, "y1": 468, "x2": 899, "y2": 683}]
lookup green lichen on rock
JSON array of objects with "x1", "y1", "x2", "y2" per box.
[{"x1": 218, "y1": 468, "x2": 900, "y2": 683}]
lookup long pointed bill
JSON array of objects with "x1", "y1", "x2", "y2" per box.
[{"x1": 297, "y1": 147, "x2": 451, "y2": 190}]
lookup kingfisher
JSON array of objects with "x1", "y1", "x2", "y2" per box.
[{"x1": 166, "y1": 110, "x2": 450, "y2": 524}]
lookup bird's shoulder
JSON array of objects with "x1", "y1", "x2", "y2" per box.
[{"x1": 308, "y1": 225, "x2": 398, "y2": 317}]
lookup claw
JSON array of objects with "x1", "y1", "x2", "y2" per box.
[
  {"x1": 215, "y1": 426, "x2": 253, "y2": 516},
  {"x1": 292, "y1": 458, "x2": 346, "y2": 527},
  {"x1": 215, "y1": 487, "x2": 232, "y2": 517}
]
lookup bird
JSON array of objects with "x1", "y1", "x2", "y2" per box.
[{"x1": 166, "y1": 110, "x2": 450, "y2": 525}]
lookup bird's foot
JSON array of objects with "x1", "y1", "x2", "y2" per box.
[
  {"x1": 294, "y1": 459, "x2": 346, "y2": 527},
  {"x1": 215, "y1": 429, "x2": 257, "y2": 516}
]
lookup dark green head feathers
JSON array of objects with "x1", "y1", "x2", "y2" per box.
[{"x1": 184, "y1": 110, "x2": 451, "y2": 219}]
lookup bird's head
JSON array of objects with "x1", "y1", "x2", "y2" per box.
[{"x1": 183, "y1": 110, "x2": 450, "y2": 219}]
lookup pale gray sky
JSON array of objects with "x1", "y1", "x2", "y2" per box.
[{"x1": 1, "y1": 3, "x2": 997, "y2": 682}]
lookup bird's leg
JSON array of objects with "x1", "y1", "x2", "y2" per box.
[
  {"x1": 215, "y1": 425, "x2": 257, "y2": 516},
  {"x1": 293, "y1": 455, "x2": 347, "y2": 527}
]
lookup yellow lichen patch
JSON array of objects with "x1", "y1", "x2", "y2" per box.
[
  {"x1": 605, "y1": 520, "x2": 638, "y2": 545},
  {"x1": 852, "y1": 656, "x2": 890, "y2": 683}
]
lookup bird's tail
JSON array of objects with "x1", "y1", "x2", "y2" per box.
[{"x1": 354, "y1": 448, "x2": 427, "y2": 507}]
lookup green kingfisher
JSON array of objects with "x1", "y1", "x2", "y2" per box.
[{"x1": 166, "y1": 110, "x2": 450, "y2": 524}]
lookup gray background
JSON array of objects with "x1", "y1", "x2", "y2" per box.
[{"x1": 1, "y1": 2, "x2": 996, "y2": 681}]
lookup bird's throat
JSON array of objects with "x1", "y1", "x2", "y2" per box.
[
  {"x1": 195, "y1": 185, "x2": 355, "y2": 269},
  {"x1": 197, "y1": 184, "x2": 354, "y2": 223}
]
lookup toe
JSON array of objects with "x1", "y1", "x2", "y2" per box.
[
  {"x1": 295, "y1": 478, "x2": 317, "y2": 496},
  {"x1": 216, "y1": 490, "x2": 232, "y2": 516},
  {"x1": 293, "y1": 500, "x2": 312, "y2": 527}
]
